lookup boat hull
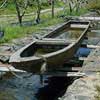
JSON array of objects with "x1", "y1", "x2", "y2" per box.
[{"x1": 9, "y1": 20, "x2": 90, "y2": 73}]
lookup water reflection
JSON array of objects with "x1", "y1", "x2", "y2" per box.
[
  {"x1": 75, "y1": 47, "x2": 91, "y2": 57},
  {"x1": 0, "y1": 26, "x2": 100, "y2": 100},
  {"x1": 36, "y1": 76, "x2": 74, "y2": 100},
  {"x1": 0, "y1": 74, "x2": 43, "y2": 100},
  {"x1": 0, "y1": 73, "x2": 74, "y2": 100}
]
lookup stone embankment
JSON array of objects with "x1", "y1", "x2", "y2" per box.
[
  {"x1": 59, "y1": 34, "x2": 100, "y2": 100},
  {"x1": 59, "y1": 43, "x2": 100, "y2": 100},
  {"x1": 58, "y1": 10, "x2": 100, "y2": 100}
]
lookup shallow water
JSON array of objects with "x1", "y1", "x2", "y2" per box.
[
  {"x1": 0, "y1": 73, "x2": 74, "y2": 100},
  {"x1": 0, "y1": 25, "x2": 100, "y2": 100},
  {"x1": 0, "y1": 46, "x2": 91, "y2": 100}
]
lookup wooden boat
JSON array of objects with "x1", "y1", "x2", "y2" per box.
[{"x1": 9, "y1": 21, "x2": 90, "y2": 73}]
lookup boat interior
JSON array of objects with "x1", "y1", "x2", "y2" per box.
[
  {"x1": 20, "y1": 21, "x2": 89, "y2": 58},
  {"x1": 20, "y1": 42, "x2": 69, "y2": 58}
]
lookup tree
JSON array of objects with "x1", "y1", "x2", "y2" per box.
[
  {"x1": 51, "y1": 0, "x2": 54, "y2": 18},
  {"x1": 63, "y1": 0, "x2": 88, "y2": 15},
  {"x1": 35, "y1": 0, "x2": 41, "y2": 24},
  {"x1": 0, "y1": 0, "x2": 8, "y2": 9},
  {"x1": 13, "y1": 0, "x2": 29, "y2": 26}
]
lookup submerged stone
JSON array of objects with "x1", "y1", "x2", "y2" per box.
[{"x1": 0, "y1": 55, "x2": 10, "y2": 63}]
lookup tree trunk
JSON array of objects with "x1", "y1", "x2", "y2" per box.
[
  {"x1": 51, "y1": 0, "x2": 54, "y2": 18},
  {"x1": 36, "y1": 0, "x2": 41, "y2": 24},
  {"x1": 75, "y1": 0, "x2": 79, "y2": 13},
  {"x1": 14, "y1": 0, "x2": 22, "y2": 26},
  {"x1": 69, "y1": 2, "x2": 73, "y2": 15}
]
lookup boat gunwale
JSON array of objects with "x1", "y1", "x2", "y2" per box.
[
  {"x1": 43, "y1": 21, "x2": 90, "y2": 58},
  {"x1": 9, "y1": 20, "x2": 90, "y2": 63}
]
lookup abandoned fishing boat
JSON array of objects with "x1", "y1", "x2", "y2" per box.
[{"x1": 9, "y1": 20, "x2": 90, "y2": 73}]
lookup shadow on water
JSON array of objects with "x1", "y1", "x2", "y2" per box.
[
  {"x1": 36, "y1": 76, "x2": 74, "y2": 100},
  {"x1": 35, "y1": 47, "x2": 92, "y2": 100}
]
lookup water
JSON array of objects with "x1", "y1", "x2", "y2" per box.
[
  {"x1": 36, "y1": 77, "x2": 74, "y2": 100},
  {"x1": 0, "y1": 74, "x2": 42, "y2": 100},
  {"x1": 0, "y1": 73, "x2": 75, "y2": 100},
  {"x1": 0, "y1": 26, "x2": 100, "y2": 100},
  {"x1": 75, "y1": 47, "x2": 91, "y2": 57},
  {"x1": 0, "y1": 46, "x2": 92, "y2": 100}
]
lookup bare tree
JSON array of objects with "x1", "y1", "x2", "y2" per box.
[
  {"x1": 63, "y1": 0, "x2": 88, "y2": 15},
  {"x1": 13, "y1": 0, "x2": 28, "y2": 26},
  {"x1": 68, "y1": 0, "x2": 73, "y2": 14},
  {"x1": 51, "y1": 0, "x2": 54, "y2": 18},
  {"x1": 35, "y1": 0, "x2": 41, "y2": 24}
]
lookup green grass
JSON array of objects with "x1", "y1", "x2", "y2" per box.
[
  {"x1": 0, "y1": 4, "x2": 89, "y2": 44},
  {"x1": 55, "y1": 7, "x2": 88, "y2": 21},
  {"x1": 0, "y1": 1, "x2": 63, "y2": 15},
  {"x1": 0, "y1": 14, "x2": 63, "y2": 43},
  {"x1": 0, "y1": 1, "x2": 90, "y2": 44}
]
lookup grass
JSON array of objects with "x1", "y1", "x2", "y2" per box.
[
  {"x1": 0, "y1": 1, "x2": 90, "y2": 44},
  {"x1": 0, "y1": 1, "x2": 63, "y2": 15},
  {"x1": 0, "y1": 13, "x2": 63, "y2": 43}
]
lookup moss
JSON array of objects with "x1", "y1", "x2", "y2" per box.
[
  {"x1": 95, "y1": 85, "x2": 100, "y2": 100},
  {"x1": 0, "y1": 91, "x2": 17, "y2": 100}
]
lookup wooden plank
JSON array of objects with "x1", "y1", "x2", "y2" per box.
[
  {"x1": 0, "y1": 52, "x2": 13, "y2": 56},
  {"x1": 38, "y1": 39, "x2": 100, "y2": 49},
  {"x1": 66, "y1": 16, "x2": 100, "y2": 21},
  {"x1": 79, "y1": 57, "x2": 91, "y2": 61},
  {"x1": 67, "y1": 72, "x2": 86, "y2": 77},
  {"x1": 54, "y1": 67, "x2": 82, "y2": 72},
  {"x1": 0, "y1": 66, "x2": 26, "y2": 72},
  {"x1": 78, "y1": 17, "x2": 100, "y2": 21},
  {"x1": 87, "y1": 45, "x2": 100, "y2": 49},
  {"x1": 43, "y1": 71, "x2": 85, "y2": 77},
  {"x1": 79, "y1": 57, "x2": 100, "y2": 61},
  {"x1": 90, "y1": 30, "x2": 100, "y2": 33},
  {"x1": 81, "y1": 67, "x2": 100, "y2": 72},
  {"x1": 70, "y1": 24, "x2": 88, "y2": 29},
  {"x1": 37, "y1": 39, "x2": 75, "y2": 45},
  {"x1": 42, "y1": 38, "x2": 76, "y2": 42}
]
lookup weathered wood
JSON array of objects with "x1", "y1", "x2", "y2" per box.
[
  {"x1": 44, "y1": 71, "x2": 85, "y2": 77},
  {"x1": 0, "y1": 52, "x2": 13, "y2": 56},
  {"x1": 79, "y1": 56, "x2": 100, "y2": 61},
  {"x1": 90, "y1": 30, "x2": 100, "y2": 33},
  {"x1": 37, "y1": 39, "x2": 75, "y2": 45},
  {"x1": 9, "y1": 21, "x2": 90, "y2": 73},
  {"x1": 54, "y1": 67, "x2": 82, "y2": 72},
  {"x1": 81, "y1": 67, "x2": 100, "y2": 72},
  {"x1": 42, "y1": 38, "x2": 75, "y2": 42},
  {"x1": 70, "y1": 24, "x2": 89, "y2": 29},
  {"x1": 87, "y1": 45, "x2": 100, "y2": 49},
  {"x1": 38, "y1": 40, "x2": 100, "y2": 49},
  {"x1": 66, "y1": 16, "x2": 100, "y2": 21},
  {"x1": 0, "y1": 66, "x2": 25, "y2": 72}
]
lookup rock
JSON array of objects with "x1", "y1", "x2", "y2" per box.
[
  {"x1": 60, "y1": 93, "x2": 92, "y2": 100},
  {"x1": 60, "y1": 76, "x2": 98, "y2": 100},
  {"x1": 0, "y1": 55, "x2": 10, "y2": 63}
]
